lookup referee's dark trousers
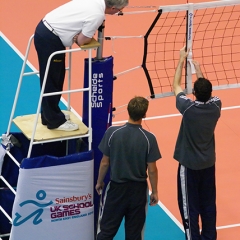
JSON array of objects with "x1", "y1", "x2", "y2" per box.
[{"x1": 34, "y1": 20, "x2": 66, "y2": 129}]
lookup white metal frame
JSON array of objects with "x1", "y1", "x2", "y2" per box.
[
  {"x1": 6, "y1": 35, "x2": 96, "y2": 157},
  {"x1": 0, "y1": 34, "x2": 98, "y2": 238}
]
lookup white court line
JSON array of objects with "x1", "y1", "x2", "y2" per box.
[
  {"x1": 153, "y1": 196, "x2": 240, "y2": 233},
  {"x1": 0, "y1": 31, "x2": 37, "y2": 72},
  {"x1": 112, "y1": 105, "x2": 240, "y2": 125},
  {"x1": 217, "y1": 223, "x2": 240, "y2": 230},
  {"x1": 222, "y1": 105, "x2": 240, "y2": 110},
  {"x1": 148, "y1": 190, "x2": 184, "y2": 232},
  {"x1": 158, "y1": 200, "x2": 184, "y2": 232}
]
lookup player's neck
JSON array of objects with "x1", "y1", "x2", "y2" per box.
[{"x1": 128, "y1": 118, "x2": 142, "y2": 125}]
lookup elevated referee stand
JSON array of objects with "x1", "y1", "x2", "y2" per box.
[
  {"x1": 0, "y1": 35, "x2": 100, "y2": 239},
  {"x1": 7, "y1": 36, "x2": 100, "y2": 157}
]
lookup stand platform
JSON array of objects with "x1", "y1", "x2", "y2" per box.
[{"x1": 13, "y1": 111, "x2": 88, "y2": 142}]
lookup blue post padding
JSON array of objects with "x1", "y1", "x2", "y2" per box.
[
  {"x1": 82, "y1": 56, "x2": 114, "y2": 231},
  {"x1": 20, "y1": 150, "x2": 93, "y2": 169}
]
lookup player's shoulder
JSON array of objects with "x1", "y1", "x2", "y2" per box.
[
  {"x1": 106, "y1": 125, "x2": 126, "y2": 133},
  {"x1": 141, "y1": 128, "x2": 157, "y2": 139},
  {"x1": 211, "y1": 96, "x2": 221, "y2": 102},
  {"x1": 208, "y1": 96, "x2": 221, "y2": 107},
  {"x1": 177, "y1": 92, "x2": 192, "y2": 102}
]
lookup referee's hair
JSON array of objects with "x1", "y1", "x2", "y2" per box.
[
  {"x1": 193, "y1": 78, "x2": 212, "y2": 102},
  {"x1": 105, "y1": 0, "x2": 129, "y2": 9},
  {"x1": 127, "y1": 96, "x2": 149, "y2": 121}
]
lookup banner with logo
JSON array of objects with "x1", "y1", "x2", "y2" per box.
[{"x1": 10, "y1": 151, "x2": 94, "y2": 240}]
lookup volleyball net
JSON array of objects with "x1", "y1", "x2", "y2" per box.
[{"x1": 125, "y1": 0, "x2": 240, "y2": 99}]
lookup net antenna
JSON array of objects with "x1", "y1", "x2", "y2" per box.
[
  {"x1": 186, "y1": 3, "x2": 194, "y2": 94},
  {"x1": 142, "y1": 0, "x2": 240, "y2": 99}
]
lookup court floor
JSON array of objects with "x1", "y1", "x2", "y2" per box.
[{"x1": 1, "y1": 0, "x2": 240, "y2": 239}]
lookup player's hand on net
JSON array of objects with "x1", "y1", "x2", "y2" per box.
[
  {"x1": 191, "y1": 60, "x2": 204, "y2": 78},
  {"x1": 192, "y1": 60, "x2": 201, "y2": 70},
  {"x1": 179, "y1": 46, "x2": 190, "y2": 61}
]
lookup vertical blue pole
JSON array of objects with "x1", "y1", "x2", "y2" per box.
[{"x1": 82, "y1": 56, "x2": 114, "y2": 231}]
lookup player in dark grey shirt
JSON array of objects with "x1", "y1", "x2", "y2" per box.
[
  {"x1": 173, "y1": 47, "x2": 221, "y2": 240},
  {"x1": 96, "y1": 96, "x2": 161, "y2": 240},
  {"x1": 98, "y1": 122, "x2": 161, "y2": 183},
  {"x1": 174, "y1": 93, "x2": 221, "y2": 170}
]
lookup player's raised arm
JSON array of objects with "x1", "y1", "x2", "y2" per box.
[
  {"x1": 173, "y1": 47, "x2": 190, "y2": 96},
  {"x1": 192, "y1": 60, "x2": 204, "y2": 79}
]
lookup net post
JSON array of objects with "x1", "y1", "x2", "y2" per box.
[
  {"x1": 96, "y1": 21, "x2": 105, "y2": 60},
  {"x1": 186, "y1": 3, "x2": 194, "y2": 94}
]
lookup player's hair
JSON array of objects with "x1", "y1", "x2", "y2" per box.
[
  {"x1": 193, "y1": 78, "x2": 212, "y2": 102},
  {"x1": 127, "y1": 96, "x2": 149, "y2": 121},
  {"x1": 105, "y1": 0, "x2": 128, "y2": 9}
]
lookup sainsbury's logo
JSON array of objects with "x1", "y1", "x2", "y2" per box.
[
  {"x1": 55, "y1": 193, "x2": 92, "y2": 204},
  {"x1": 12, "y1": 190, "x2": 93, "y2": 226}
]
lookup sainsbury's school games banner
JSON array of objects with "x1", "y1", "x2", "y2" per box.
[{"x1": 10, "y1": 152, "x2": 94, "y2": 240}]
